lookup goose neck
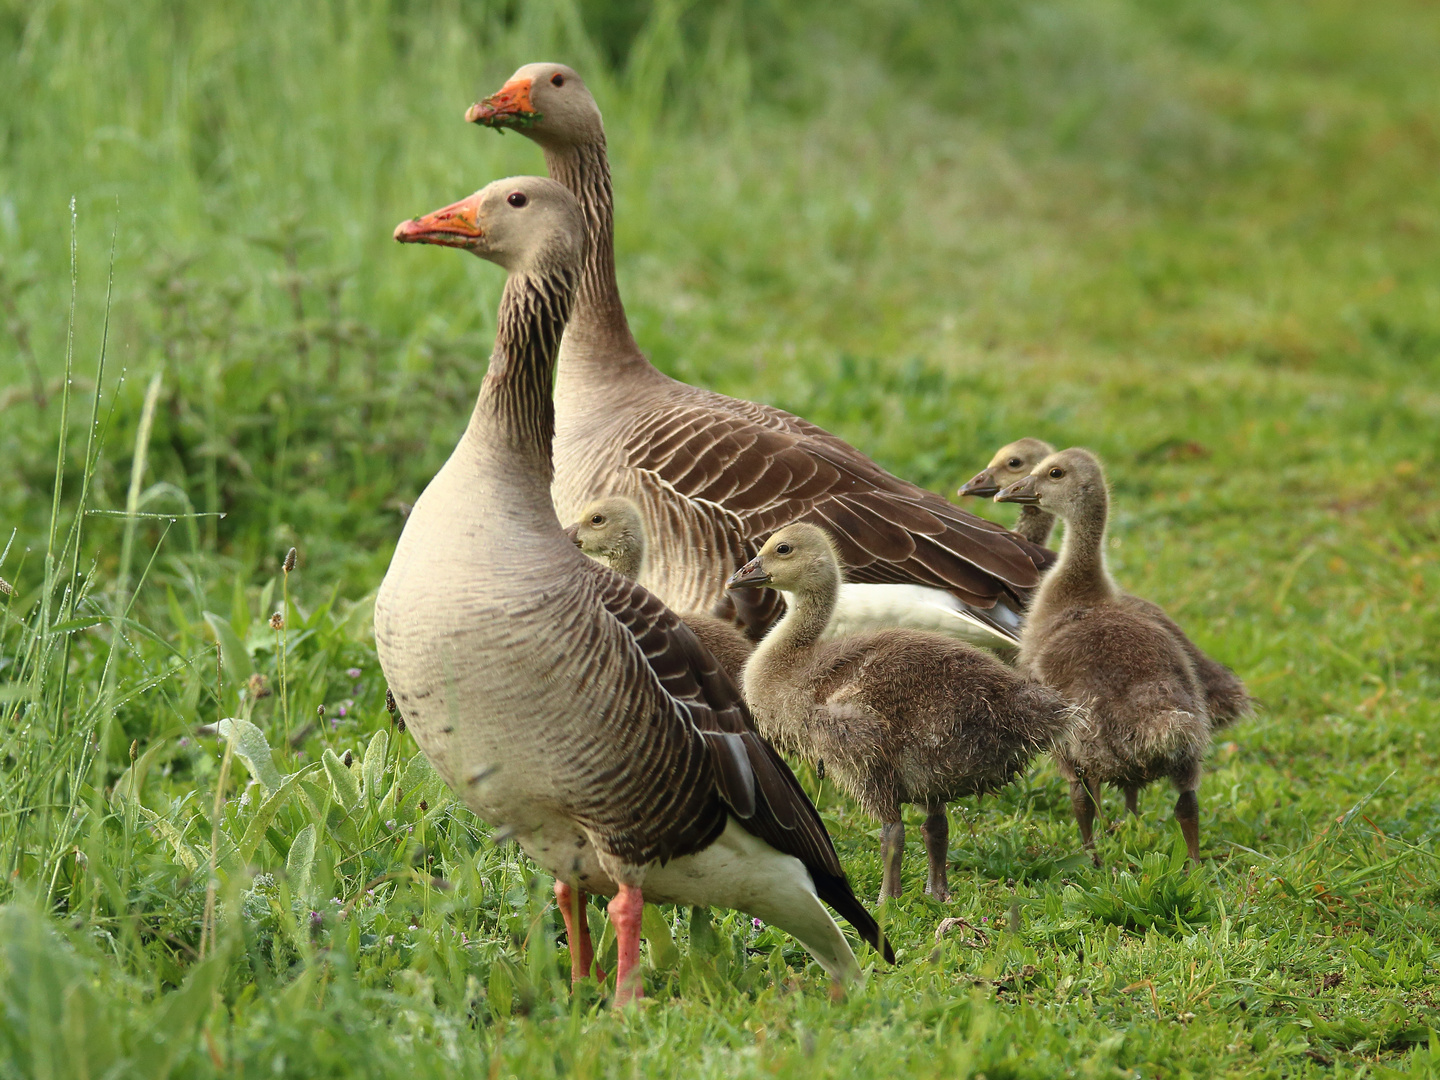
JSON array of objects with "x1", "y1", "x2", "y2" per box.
[
  {"x1": 543, "y1": 139, "x2": 647, "y2": 367},
  {"x1": 461, "y1": 267, "x2": 576, "y2": 489}
]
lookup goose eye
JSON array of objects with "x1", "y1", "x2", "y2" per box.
[
  {"x1": 1048, "y1": 467, "x2": 1065, "y2": 479},
  {"x1": 1007, "y1": 458, "x2": 1022, "y2": 469},
  {"x1": 551, "y1": 73, "x2": 565, "y2": 87},
  {"x1": 507, "y1": 191, "x2": 528, "y2": 208},
  {"x1": 590, "y1": 514, "x2": 604, "y2": 525},
  {"x1": 775, "y1": 543, "x2": 792, "y2": 555}
]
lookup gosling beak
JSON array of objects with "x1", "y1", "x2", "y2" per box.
[
  {"x1": 562, "y1": 523, "x2": 582, "y2": 547},
  {"x1": 726, "y1": 557, "x2": 771, "y2": 590},
  {"x1": 957, "y1": 468, "x2": 1000, "y2": 499},
  {"x1": 393, "y1": 194, "x2": 484, "y2": 248},
  {"x1": 465, "y1": 78, "x2": 541, "y2": 129},
  {"x1": 994, "y1": 475, "x2": 1041, "y2": 505}
]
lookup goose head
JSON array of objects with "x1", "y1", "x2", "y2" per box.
[
  {"x1": 466, "y1": 63, "x2": 603, "y2": 149},
  {"x1": 994, "y1": 447, "x2": 1107, "y2": 521},
  {"x1": 567, "y1": 496, "x2": 646, "y2": 563},
  {"x1": 957, "y1": 437, "x2": 1056, "y2": 499},
  {"x1": 394, "y1": 175, "x2": 585, "y2": 273},
  {"x1": 726, "y1": 523, "x2": 841, "y2": 594}
]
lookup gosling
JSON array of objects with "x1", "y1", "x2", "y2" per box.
[
  {"x1": 966, "y1": 438, "x2": 1250, "y2": 728},
  {"x1": 567, "y1": 497, "x2": 754, "y2": 682},
  {"x1": 727, "y1": 523, "x2": 1079, "y2": 903},
  {"x1": 958, "y1": 438, "x2": 1058, "y2": 546},
  {"x1": 996, "y1": 448, "x2": 1219, "y2": 862}
]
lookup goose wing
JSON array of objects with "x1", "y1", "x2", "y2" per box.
[
  {"x1": 623, "y1": 389, "x2": 1052, "y2": 610},
  {"x1": 583, "y1": 561, "x2": 892, "y2": 960}
]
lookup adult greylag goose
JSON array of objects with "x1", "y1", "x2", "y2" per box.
[
  {"x1": 566, "y1": 496, "x2": 754, "y2": 682},
  {"x1": 378, "y1": 176, "x2": 890, "y2": 1004},
  {"x1": 996, "y1": 449, "x2": 1214, "y2": 862},
  {"x1": 726, "y1": 524, "x2": 1079, "y2": 903},
  {"x1": 966, "y1": 437, "x2": 1250, "y2": 727},
  {"x1": 464, "y1": 63, "x2": 1051, "y2": 647},
  {"x1": 958, "y1": 438, "x2": 1057, "y2": 547}
]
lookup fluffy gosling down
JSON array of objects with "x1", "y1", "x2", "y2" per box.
[
  {"x1": 727, "y1": 523, "x2": 1080, "y2": 903},
  {"x1": 966, "y1": 437, "x2": 1250, "y2": 728},
  {"x1": 996, "y1": 448, "x2": 1244, "y2": 862},
  {"x1": 566, "y1": 497, "x2": 754, "y2": 682}
]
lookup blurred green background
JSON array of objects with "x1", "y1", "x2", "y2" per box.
[{"x1": 1, "y1": 1, "x2": 1438, "y2": 1076}]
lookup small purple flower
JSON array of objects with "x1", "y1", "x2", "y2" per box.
[
  {"x1": 346, "y1": 668, "x2": 362, "y2": 679},
  {"x1": 336, "y1": 705, "x2": 347, "y2": 718},
  {"x1": 330, "y1": 717, "x2": 340, "y2": 731},
  {"x1": 178, "y1": 737, "x2": 190, "y2": 748},
  {"x1": 309, "y1": 910, "x2": 323, "y2": 931},
  {"x1": 337, "y1": 908, "x2": 348, "y2": 921},
  {"x1": 385, "y1": 820, "x2": 396, "y2": 832},
  {"x1": 753, "y1": 918, "x2": 764, "y2": 929},
  {"x1": 461, "y1": 933, "x2": 469, "y2": 946}
]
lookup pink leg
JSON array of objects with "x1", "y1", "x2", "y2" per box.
[
  {"x1": 554, "y1": 881, "x2": 603, "y2": 987},
  {"x1": 606, "y1": 884, "x2": 645, "y2": 1005}
]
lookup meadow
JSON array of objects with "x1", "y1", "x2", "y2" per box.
[{"x1": 1, "y1": 0, "x2": 1438, "y2": 1075}]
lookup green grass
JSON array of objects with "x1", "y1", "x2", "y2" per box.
[{"x1": 2, "y1": 0, "x2": 1439, "y2": 1076}]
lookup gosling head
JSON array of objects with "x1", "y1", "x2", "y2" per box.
[
  {"x1": 394, "y1": 175, "x2": 585, "y2": 275},
  {"x1": 994, "y1": 447, "x2": 1108, "y2": 522},
  {"x1": 726, "y1": 523, "x2": 842, "y2": 595},
  {"x1": 565, "y1": 497, "x2": 646, "y2": 567},
  {"x1": 957, "y1": 438, "x2": 1057, "y2": 499},
  {"x1": 465, "y1": 62, "x2": 604, "y2": 150}
]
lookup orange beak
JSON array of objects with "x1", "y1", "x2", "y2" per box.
[
  {"x1": 393, "y1": 193, "x2": 484, "y2": 248},
  {"x1": 465, "y1": 78, "x2": 541, "y2": 128}
]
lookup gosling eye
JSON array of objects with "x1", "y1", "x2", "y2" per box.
[
  {"x1": 1007, "y1": 457, "x2": 1023, "y2": 469},
  {"x1": 590, "y1": 514, "x2": 604, "y2": 525},
  {"x1": 775, "y1": 543, "x2": 792, "y2": 555},
  {"x1": 507, "y1": 191, "x2": 528, "y2": 208},
  {"x1": 1048, "y1": 467, "x2": 1065, "y2": 479},
  {"x1": 550, "y1": 72, "x2": 565, "y2": 87}
]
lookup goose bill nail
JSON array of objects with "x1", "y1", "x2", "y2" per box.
[{"x1": 467, "y1": 79, "x2": 540, "y2": 126}]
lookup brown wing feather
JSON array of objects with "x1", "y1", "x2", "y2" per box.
[{"x1": 623, "y1": 389, "x2": 1052, "y2": 610}]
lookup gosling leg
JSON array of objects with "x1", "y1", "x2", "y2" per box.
[
  {"x1": 879, "y1": 820, "x2": 905, "y2": 903},
  {"x1": 1123, "y1": 786, "x2": 1140, "y2": 817},
  {"x1": 1175, "y1": 788, "x2": 1201, "y2": 863},
  {"x1": 1070, "y1": 779, "x2": 1100, "y2": 866},
  {"x1": 920, "y1": 803, "x2": 951, "y2": 902}
]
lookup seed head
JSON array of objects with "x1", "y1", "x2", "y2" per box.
[
  {"x1": 343, "y1": 750, "x2": 353, "y2": 767},
  {"x1": 419, "y1": 799, "x2": 428, "y2": 813},
  {"x1": 0, "y1": 577, "x2": 13, "y2": 596},
  {"x1": 247, "y1": 672, "x2": 272, "y2": 699},
  {"x1": 283, "y1": 547, "x2": 298, "y2": 573},
  {"x1": 129, "y1": 739, "x2": 138, "y2": 762},
  {"x1": 397, "y1": 717, "x2": 406, "y2": 733},
  {"x1": 385, "y1": 688, "x2": 397, "y2": 715},
  {"x1": 269, "y1": 612, "x2": 284, "y2": 630},
  {"x1": 317, "y1": 704, "x2": 326, "y2": 717}
]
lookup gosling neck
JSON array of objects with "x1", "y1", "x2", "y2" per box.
[
  {"x1": 1036, "y1": 491, "x2": 1116, "y2": 609},
  {"x1": 602, "y1": 535, "x2": 645, "y2": 581},
  {"x1": 542, "y1": 137, "x2": 646, "y2": 368},
  {"x1": 1016, "y1": 505, "x2": 1058, "y2": 547},
  {"x1": 751, "y1": 564, "x2": 842, "y2": 665},
  {"x1": 461, "y1": 265, "x2": 577, "y2": 489}
]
